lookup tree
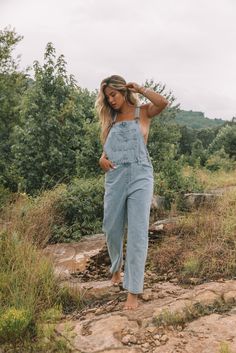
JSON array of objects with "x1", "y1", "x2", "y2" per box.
[
  {"x1": 12, "y1": 43, "x2": 83, "y2": 194},
  {"x1": 209, "y1": 125, "x2": 236, "y2": 160},
  {"x1": 0, "y1": 27, "x2": 27, "y2": 190}
]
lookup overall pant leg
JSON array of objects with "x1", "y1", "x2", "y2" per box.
[
  {"x1": 102, "y1": 166, "x2": 127, "y2": 274},
  {"x1": 123, "y1": 164, "x2": 154, "y2": 294}
]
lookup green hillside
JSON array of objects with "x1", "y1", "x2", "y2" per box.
[{"x1": 175, "y1": 110, "x2": 225, "y2": 129}]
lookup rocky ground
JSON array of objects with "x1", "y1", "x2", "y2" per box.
[{"x1": 44, "y1": 230, "x2": 236, "y2": 353}]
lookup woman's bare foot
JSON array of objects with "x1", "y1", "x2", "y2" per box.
[
  {"x1": 111, "y1": 270, "x2": 122, "y2": 286},
  {"x1": 123, "y1": 293, "x2": 139, "y2": 310}
]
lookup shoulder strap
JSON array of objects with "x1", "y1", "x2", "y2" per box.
[
  {"x1": 106, "y1": 112, "x2": 117, "y2": 137},
  {"x1": 134, "y1": 106, "x2": 141, "y2": 120}
]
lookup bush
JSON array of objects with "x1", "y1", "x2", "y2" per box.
[
  {"x1": 151, "y1": 189, "x2": 236, "y2": 281},
  {"x1": 0, "y1": 185, "x2": 13, "y2": 211},
  {"x1": 0, "y1": 228, "x2": 83, "y2": 348},
  {"x1": 0, "y1": 230, "x2": 59, "y2": 320},
  {"x1": 154, "y1": 162, "x2": 203, "y2": 209},
  {"x1": 51, "y1": 176, "x2": 105, "y2": 242},
  {"x1": 0, "y1": 308, "x2": 32, "y2": 344},
  {"x1": 206, "y1": 149, "x2": 235, "y2": 172},
  {"x1": 1, "y1": 185, "x2": 66, "y2": 247}
]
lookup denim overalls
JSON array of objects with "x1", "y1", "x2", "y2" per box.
[{"x1": 102, "y1": 106, "x2": 154, "y2": 294}]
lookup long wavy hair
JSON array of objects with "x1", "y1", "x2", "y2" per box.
[{"x1": 95, "y1": 75, "x2": 139, "y2": 145}]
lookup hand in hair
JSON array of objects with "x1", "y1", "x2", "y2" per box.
[{"x1": 126, "y1": 82, "x2": 142, "y2": 94}]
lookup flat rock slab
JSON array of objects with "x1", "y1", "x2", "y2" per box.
[
  {"x1": 43, "y1": 234, "x2": 105, "y2": 279},
  {"x1": 56, "y1": 280, "x2": 236, "y2": 353},
  {"x1": 61, "y1": 279, "x2": 121, "y2": 301},
  {"x1": 57, "y1": 314, "x2": 140, "y2": 353}
]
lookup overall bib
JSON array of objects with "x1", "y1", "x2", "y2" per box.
[{"x1": 102, "y1": 106, "x2": 154, "y2": 294}]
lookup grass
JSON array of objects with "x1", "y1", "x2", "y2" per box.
[
  {"x1": 0, "y1": 185, "x2": 84, "y2": 350},
  {"x1": 183, "y1": 166, "x2": 236, "y2": 190},
  {"x1": 0, "y1": 184, "x2": 66, "y2": 247},
  {"x1": 219, "y1": 342, "x2": 232, "y2": 353},
  {"x1": 153, "y1": 300, "x2": 234, "y2": 328},
  {"x1": 151, "y1": 187, "x2": 236, "y2": 281}
]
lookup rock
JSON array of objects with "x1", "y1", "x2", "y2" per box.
[
  {"x1": 61, "y1": 279, "x2": 120, "y2": 301},
  {"x1": 193, "y1": 290, "x2": 220, "y2": 306},
  {"x1": 43, "y1": 234, "x2": 106, "y2": 279},
  {"x1": 154, "y1": 339, "x2": 161, "y2": 346},
  {"x1": 223, "y1": 290, "x2": 236, "y2": 304},
  {"x1": 146, "y1": 326, "x2": 156, "y2": 333},
  {"x1": 57, "y1": 315, "x2": 139, "y2": 352},
  {"x1": 153, "y1": 334, "x2": 161, "y2": 340},
  {"x1": 189, "y1": 277, "x2": 201, "y2": 285},
  {"x1": 182, "y1": 193, "x2": 220, "y2": 210},
  {"x1": 141, "y1": 342, "x2": 150, "y2": 348},
  {"x1": 151, "y1": 195, "x2": 166, "y2": 211},
  {"x1": 160, "y1": 335, "x2": 169, "y2": 343},
  {"x1": 121, "y1": 335, "x2": 133, "y2": 345},
  {"x1": 141, "y1": 292, "x2": 154, "y2": 302},
  {"x1": 149, "y1": 217, "x2": 178, "y2": 234}
]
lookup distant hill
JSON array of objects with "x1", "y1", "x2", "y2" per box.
[{"x1": 175, "y1": 110, "x2": 225, "y2": 129}]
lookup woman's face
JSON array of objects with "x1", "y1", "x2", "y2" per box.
[{"x1": 104, "y1": 86, "x2": 125, "y2": 110}]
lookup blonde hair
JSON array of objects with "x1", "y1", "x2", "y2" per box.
[{"x1": 95, "y1": 75, "x2": 139, "y2": 145}]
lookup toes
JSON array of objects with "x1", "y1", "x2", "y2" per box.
[
  {"x1": 112, "y1": 282, "x2": 119, "y2": 286},
  {"x1": 123, "y1": 304, "x2": 138, "y2": 310}
]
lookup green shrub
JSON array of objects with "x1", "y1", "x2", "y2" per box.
[
  {"x1": 0, "y1": 230, "x2": 59, "y2": 321},
  {"x1": 182, "y1": 256, "x2": 200, "y2": 276},
  {"x1": 154, "y1": 166, "x2": 203, "y2": 209},
  {"x1": 0, "y1": 307, "x2": 32, "y2": 343},
  {"x1": 51, "y1": 176, "x2": 104, "y2": 242},
  {"x1": 206, "y1": 149, "x2": 235, "y2": 172},
  {"x1": 0, "y1": 185, "x2": 13, "y2": 211}
]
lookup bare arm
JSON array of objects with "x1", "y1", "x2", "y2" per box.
[{"x1": 126, "y1": 82, "x2": 169, "y2": 118}]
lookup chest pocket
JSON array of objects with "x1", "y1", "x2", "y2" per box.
[{"x1": 111, "y1": 128, "x2": 138, "y2": 152}]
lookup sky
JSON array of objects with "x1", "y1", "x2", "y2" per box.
[{"x1": 1, "y1": 0, "x2": 236, "y2": 120}]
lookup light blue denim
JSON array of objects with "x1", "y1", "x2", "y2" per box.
[{"x1": 102, "y1": 107, "x2": 154, "y2": 294}]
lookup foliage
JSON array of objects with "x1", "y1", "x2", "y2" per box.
[
  {"x1": 0, "y1": 185, "x2": 13, "y2": 210},
  {"x1": 12, "y1": 43, "x2": 82, "y2": 195},
  {"x1": 175, "y1": 110, "x2": 224, "y2": 129},
  {"x1": 1, "y1": 185, "x2": 66, "y2": 247},
  {"x1": 51, "y1": 176, "x2": 105, "y2": 242},
  {"x1": 0, "y1": 307, "x2": 32, "y2": 344},
  {"x1": 0, "y1": 226, "x2": 83, "y2": 348},
  {"x1": 205, "y1": 148, "x2": 235, "y2": 172},
  {"x1": 0, "y1": 26, "x2": 23, "y2": 73},
  {"x1": 76, "y1": 121, "x2": 103, "y2": 177},
  {"x1": 0, "y1": 27, "x2": 28, "y2": 190},
  {"x1": 151, "y1": 189, "x2": 236, "y2": 281},
  {"x1": 154, "y1": 300, "x2": 233, "y2": 329},
  {"x1": 209, "y1": 124, "x2": 236, "y2": 159}
]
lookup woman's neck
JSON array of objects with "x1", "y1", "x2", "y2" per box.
[{"x1": 118, "y1": 102, "x2": 135, "y2": 115}]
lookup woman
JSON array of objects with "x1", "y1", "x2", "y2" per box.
[{"x1": 95, "y1": 75, "x2": 168, "y2": 310}]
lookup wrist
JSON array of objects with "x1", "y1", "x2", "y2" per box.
[{"x1": 138, "y1": 86, "x2": 148, "y2": 95}]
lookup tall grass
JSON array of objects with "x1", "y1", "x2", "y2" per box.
[
  {"x1": 183, "y1": 166, "x2": 236, "y2": 190},
  {"x1": 0, "y1": 185, "x2": 83, "y2": 348},
  {"x1": 0, "y1": 184, "x2": 66, "y2": 247},
  {"x1": 151, "y1": 188, "x2": 236, "y2": 281}
]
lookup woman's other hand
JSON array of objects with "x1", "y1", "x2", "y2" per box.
[
  {"x1": 99, "y1": 156, "x2": 116, "y2": 172},
  {"x1": 125, "y1": 82, "x2": 142, "y2": 94}
]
